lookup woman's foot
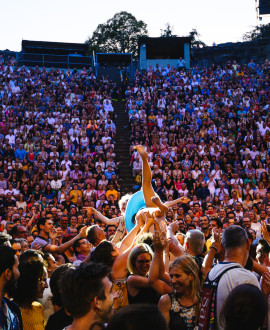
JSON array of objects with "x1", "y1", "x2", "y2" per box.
[{"x1": 134, "y1": 145, "x2": 148, "y2": 159}]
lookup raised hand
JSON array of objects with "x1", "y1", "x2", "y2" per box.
[
  {"x1": 49, "y1": 227, "x2": 58, "y2": 241},
  {"x1": 79, "y1": 226, "x2": 88, "y2": 238},
  {"x1": 86, "y1": 207, "x2": 95, "y2": 215},
  {"x1": 153, "y1": 230, "x2": 167, "y2": 253}
]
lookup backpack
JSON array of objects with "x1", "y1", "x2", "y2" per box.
[{"x1": 198, "y1": 265, "x2": 240, "y2": 330}]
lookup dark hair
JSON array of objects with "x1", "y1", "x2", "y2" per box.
[
  {"x1": 257, "y1": 239, "x2": 270, "y2": 255},
  {"x1": 10, "y1": 225, "x2": 20, "y2": 238},
  {"x1": 91, "y1": 241, "x2": 115, "y2": 268},
  {"x1": 12, "y1": 259, "x2": 45, "y2": 307},
  {"x1": 0, "y1": 245, "x2": 16, "y2": 276},
  {"x1": 106, "y1": 304, "x2": 168, "y2": 330},
  {"x1": 87, "y1": 225, "x2": 99, "y2": 245},
  {"x1": 105, "y1": 225, "x2": 117, "y2": 232},
  {"x1": 221, "y1": 225, "x2": 248, "y2": 250},
  {"x1": 73, "y1": 237, "x2": 85, "y2": 256},
  {"x1": 37, "y1": 218, "x2": 47, "y2": 232},
  {"x1": 224, "y1": 284, "x2": 266, "y2": 330},
  {"x1": 62, "y1": 234, "x2": 73, "y2": 244},
  {"x1": 136, "y1": 233, "x2": 154, "y2": 251},
  {"x1": 60, "y1": 262, "x2": 109, "y2": 318},
  {"x1": 50, "y1": 263, "x2": 73, "y2": 307},
  {"x1": 210, "y1": 217, "x2": 223, "y2": 229}
]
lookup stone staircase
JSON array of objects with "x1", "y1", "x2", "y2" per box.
[{"x1": 113, "y1": 100, "x2": 134, "y2": 195}]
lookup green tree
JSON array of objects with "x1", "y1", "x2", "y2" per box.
[
  {"x1": 189, "y1": 29, "x2": 205, "y2": 48},
  {"x1": 160, "y1": 23, "x2": 178, "y2": 37},
  {"x1": 86, "y1": 11, "x2": 148, "y2": 59},
  {"x1": 243, "y1": 23, "x2": 270, "y2": 41}
]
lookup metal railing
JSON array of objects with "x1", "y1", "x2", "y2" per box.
[{"x1": 18, "y1": 52, "x2": 93, "y2": 69}]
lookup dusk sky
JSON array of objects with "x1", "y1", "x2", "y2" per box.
[{"x1": 1, "y1": 0, "x2": 269, "y2": 51}]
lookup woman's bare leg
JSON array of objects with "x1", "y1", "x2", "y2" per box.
[{"x1": 134, "y1": 145, "x2": 157, "y2": 208}]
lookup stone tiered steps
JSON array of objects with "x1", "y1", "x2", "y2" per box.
[{"x1": 114, "y1": 100, "x2": 134, "y2": 195}]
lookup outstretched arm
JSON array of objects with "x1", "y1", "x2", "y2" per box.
[{"x1": 87, "y1": 207, "x2": 122, "y2": 225}]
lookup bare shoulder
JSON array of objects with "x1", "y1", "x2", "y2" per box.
[{"x1": 158, "y1": 294, "x2": 171, "y2": 310}]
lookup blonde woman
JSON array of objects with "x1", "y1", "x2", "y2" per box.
[
  {"x1": 127, "y1": 243, "x2": 161, "y2": 305},
  {"x1": 158, "y1": 256, "x2": 201, "y2": 330}
]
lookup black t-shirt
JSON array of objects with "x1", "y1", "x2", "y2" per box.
[{"x1": 45, "y1": 307, "x2": 72, "y2": 330}]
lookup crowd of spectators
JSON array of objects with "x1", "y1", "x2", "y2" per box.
[
  {"x1": 129, "y1": 58, "x2": 270, "y2": 235},
  {"x1": 0, "y1": 55, "x2": 123, "y2": 241},
  {"x1": 2, "y1": 54, "x2": 270, "y2": 330}
]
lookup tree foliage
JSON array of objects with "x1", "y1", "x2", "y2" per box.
[
  {"x1": 189, "y1": 29, "x2": 206, "y2": 48},
  {"x1": 243, "y1": 23, "x2": 270, "y2": 41},
  {"x1": 160, "y1": 23, "x2": 178, "y2": 37},
  {"x1": 86, "y1": 11, "x2": 148, "y2": 59}
]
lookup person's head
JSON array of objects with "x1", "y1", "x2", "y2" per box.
[
  {"x1": 60, "y1": 215, "x2": 69, "y2": 228},
  {"x1": 118, "y1": 194, "x2": 132, "y2": 215},
  {"x1": 224, "y1": 284, "x2": 266, "y2": 330},
  {"x1": 242, "y1": 217, "x2": 251, "y2": 229},
  {"x1": 0, "y1": 246, "x2": 20, "y2": 295},
  {"x1": 221, "y1": 225, "x2": 249, "y2": 266},
  {"x1": 37, "y1": 218, "x2": 54, "y2": 235},
  {"x1": 184, "y1": 230, "x2": 205, "y2": 255},
  {"x1": 106, "y1": 304, "x2": 167, "y2": 330},
  {"x1": 43, "y1": 253, "x2": 59, "y2": 277},
  {"x1": 209, "y1": 218, "x2": 223, "y2": 231},
  {"x1": 12, "y1": 259, "x2": 48, "y2": 307},
  {"x1": 169, "y1": 255, "x2": 201, "y2": 302},
  {"x1": 10, "y1": 225, "x2": 28, "y2": 239},
  {"x1": 87, "y1": 225, "x2": 106, "y2": 247},
  {"x1": 61, "y1": 262, "x2": 116, "y2": 323},
  {"x1": 73, "y1": 237, "x2": 91, "y2": 257},
  {"x1": 127, "y1": 244, "x2": 153, "y2": 277},
  {"x1": 256, "y1": 239, "x2": 270, "y2": 265},
  {"x1": 91, "y1": 241, "x2": 118, "y2": 268},
  {"x1": 10, "y1": 239, "x2": 22, "y2": 257},
  {"x1": 19, "y1": 249, "x2": 44, "y2": 263},
  {"x1": 0, "y1": 232, "x2": 12, "y2": 247},
  {"x1": 199, "y1": 215, "x2": 209, "y2": 231},
  {"x1": 105, "y1": 225, "x2": 117, "y2": 240},
  {"x1": 50, "y1": 263, "x2": 73, "y2": 308}
]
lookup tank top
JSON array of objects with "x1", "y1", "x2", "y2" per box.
[
  {"x1": 168, "y1": 292, "x2": 197, "y2": 330},
  {"x1": 127, "y1": 278, "x2": 160, "y2": 305}
]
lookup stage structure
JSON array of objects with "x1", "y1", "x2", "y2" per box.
[
  {"x1": 138, "y1": 37, "x2": 192, "y2": 70},
  {"x1": 19, "y1": 40, "x2": 92, "y2": 68}
]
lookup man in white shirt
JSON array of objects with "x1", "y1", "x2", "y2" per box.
[
  {"x1": 5, "y1": 130, "x2": 15, "y2": 145},
  {"x1": 205, "y1": 226, "x2": 260, "y2": 330}
]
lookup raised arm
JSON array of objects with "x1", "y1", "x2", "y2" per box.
[
  {"x1": 87, "y1": 207, "x2": 122, "y2": 226},
  {"x1": 44, "y1": 226, "x2": 87, "y2": 254},
  {"x1": 202, "y1": 228, "x2": 221, "y2": 277},
  {"x1": 148, "y1": 231, "x2": 172, "y2": 295},
  {"x1": 167, "y1": 221, "x2": 185, "y2": 257}
]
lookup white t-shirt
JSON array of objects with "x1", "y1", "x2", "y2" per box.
[{"x1": 208, "y1": 262, "x2": 260, "y2": 330}]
